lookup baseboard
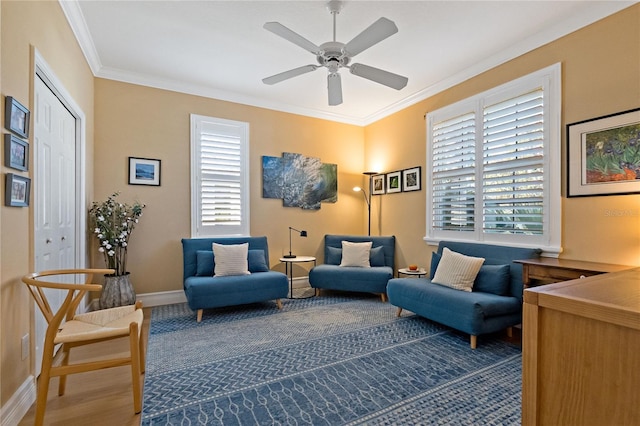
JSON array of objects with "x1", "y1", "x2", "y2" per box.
[
  {"x1": 1, "y1": 376, "x2": 36, "y2": 426},
  {"x1": 88, "y1": 290, "x2": 187, "y2": 310},
  {"x1": 86, "y1": 278, "x2": 311, "y2": 311},
  {"x1": 291, "y1": 276, "x2": 310, "y2": 289},
  {"x1": 136, "y1": 290, "x2": 187, "y2": 307}
]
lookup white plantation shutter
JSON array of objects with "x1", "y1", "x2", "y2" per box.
[
  {"x1": 482, "y1": 90, "x2": 544, "y2": 235},
  {"x1": 426, "y1": 64, "x2": 561, "y2": 252},
  {"x1": 191, "y1": 115, "x2": 249, "y2": 237},
  {"x1": 432, "y1": 111, "x2": 476, "y2": 232}
]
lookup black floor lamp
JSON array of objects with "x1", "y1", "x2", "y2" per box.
[
  {"x1": 354, "y1": 171, "x2": 377, "y2": 236},
  {"x1": 283, "y1": 227, "x2": 307, "y2": 258}
]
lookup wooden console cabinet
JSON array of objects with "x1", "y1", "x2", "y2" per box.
[
  {"x1": 514, "y1": 257, "x2": 633, "y2": 288},
  {"x1": 522, "y1": 268, "x2": 640, "y2": 426}
]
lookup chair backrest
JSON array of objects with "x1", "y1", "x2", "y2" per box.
[
  {"x1": 21, "y1": 268, "x2": 114, "y2": 335},
  {"x1": 181, "y1": 237, "x2": 270, "y2": 280},
  {"x1": 437, "y1": 241, "x2": 541, "y2": 302},
  {"x1": 324, "y1": 235, "x2": 396, "y2": 269}
]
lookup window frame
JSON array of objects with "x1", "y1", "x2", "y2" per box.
[
  {"x1": 190, "y1": 114, "x2": 250, "y2": 238},
  {"x1": 425, "y1": 63, "x2": 562, "y2": 255}
]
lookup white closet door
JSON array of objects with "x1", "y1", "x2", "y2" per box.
[{"x1": 33, "y1": 75, "x2": 77, "y2": 376}]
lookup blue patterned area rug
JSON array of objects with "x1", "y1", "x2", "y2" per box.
[{"x1": 142, "y1": 293, "x2": 521, "y2": 425}]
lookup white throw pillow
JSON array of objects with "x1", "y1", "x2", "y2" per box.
[
  {"x1": 212, "y1": 243, "x2": 250, "y2": 277},
  {"x1": 431, "y1": 247, "x2": 484, "y2": 292},
  {"x1": 340, "y1": 241, "x2": 372, "y2": 267}
]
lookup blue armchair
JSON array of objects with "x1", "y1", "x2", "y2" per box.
[
  {"x1": 309, "y1": 235, "x2": 395, "y2": 301},
  {"x1": 182, "y1": 237, "x2": 289, "y2": 322}
]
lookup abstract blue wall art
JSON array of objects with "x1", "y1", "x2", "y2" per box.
[
  {"x1": 262, "y1": 156, "x2": 283, "y2": 199},
  {"x1": 262, "y1": 152, "x2": 337, "y2": 210}
]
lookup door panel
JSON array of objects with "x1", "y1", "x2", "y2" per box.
[{"x1": 33, "y1": 75, "x2": 77, "y2": 376}]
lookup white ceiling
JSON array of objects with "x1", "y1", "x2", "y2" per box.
[{"x1": 61, "y1": 0, "x2": 634, "y2": 125}]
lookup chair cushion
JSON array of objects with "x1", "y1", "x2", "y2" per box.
[
  {"x1": 56, "y1": 305, "x2": 143, "y2": 344},
  {"x1": 309, "y1": 264, "x2": 392, "y2": 294},
  {"x1": 340, "y1": 241, "x2": 372, "y2": 267},
  {"x1": 432, "y1": 247, "x2": 484, "y2": 292},
  {"x1": 213, "y1": 243, "x2": 250, "y2": 276}
]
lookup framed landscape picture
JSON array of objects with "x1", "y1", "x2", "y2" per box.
[
  {"x1": 567, "y1": 108, "x2": 640, "y2": 197},
  {"x1": 128, "y1": 157, "x2": 161, "y2": 186},
  {"x1": 386, "y1": 171, "x2": 401, "y2": 194}
]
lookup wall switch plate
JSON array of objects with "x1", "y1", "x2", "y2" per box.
[{"x1": 21, "y1": 334, "x2": 29, "y2": 360}]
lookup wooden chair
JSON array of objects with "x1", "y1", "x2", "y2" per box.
[{"x1": 21, "y1": 269, "x2": 145, "y2": 426}]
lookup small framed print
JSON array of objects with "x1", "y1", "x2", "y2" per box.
[
  {"x1": 128, "y1": 157, "x2": 161, "y2": 186},
  {"x1": 5, "y1": 173, "x2": 31, "y2": 207},
  {"x1": 371, "y1": 174, "x2": 385, "y2": 195},
  {"x1": 386, "y1": 171, "x2": 401, "y2": 194},
  {"x1": 4, "y1": 96, "x2": 30, "y2": 138},
  {"x1": 402, "y1": 166, "x2": 421, "y2": 192},
  {"x1": 4, "y1": 134, "x2": 29, "y2": 171}
]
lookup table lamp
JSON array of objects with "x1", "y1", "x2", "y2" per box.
[{"x1": 283, "y1": 227, "x2": 307, "y2": 258}]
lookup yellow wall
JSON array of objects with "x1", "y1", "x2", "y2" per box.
[
  {"x1": 1, "y1": 0, "x2": 639, "y2": 416},
  {"x1": 366, "y1": 4, "x2": 640, "y2": 268},
  {"x1": 0, "y1": 0, "x2": 95, "y2": 407},
  {"x1": 94, "y1": 80, "x2": 366, "y2": 294}
]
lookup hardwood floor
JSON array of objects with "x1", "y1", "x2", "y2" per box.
[
  {"x1": 17, "y1": 308, "x2": 522, "y2": 425},
  {"x1": 18, "y1": 308, "x2": 151, "y2": 426}
]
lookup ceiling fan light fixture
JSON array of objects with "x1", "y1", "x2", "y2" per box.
[{"x1": 327, "y1": 73, "x2": 343, "y2": 106}]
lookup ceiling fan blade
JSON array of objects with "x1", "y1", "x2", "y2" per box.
[
  {"x1": 343, "y1": 17, "x2": 398, "y2": 57},
  {"x1": 327, "y1": 73, "x2": 343, "y2": 106},
  {"x1": 262, "y1": 65, "x2": 318, "y2": 85},
  {"x1": 349, "y1": 63, "x2": 408, "y2": 90},
  {"x1": 264, "y1": 22, "x2": 321, "y2": 54}
]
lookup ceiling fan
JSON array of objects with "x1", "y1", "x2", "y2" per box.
[{"x1": 262, "y1": 0, "x2": 408, "y2": 106}]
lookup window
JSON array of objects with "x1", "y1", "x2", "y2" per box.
[
  {"x1": 190, "y1": 114, "x2": 250, "y2": 237},
  {"x1": 426, "y1": 64, "x2": 561, "y2": 254}
]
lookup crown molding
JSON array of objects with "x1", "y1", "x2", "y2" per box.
[
  {"x1": 95, "y1": 66, "x2": 368, "y2": 126},
  {"x1": 60, "y1": 0, "x2": 634, "y2": 127},
  {"x1": 58, "y1": 0, "x2": 102, "y2": 75},
  {"x1": 361, "y1": 1, "x2": 635, "y2": 125}
]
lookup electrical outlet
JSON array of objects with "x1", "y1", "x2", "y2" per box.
[{"x1": 21, "y1": 334, "x2": 29, "y2": 360}]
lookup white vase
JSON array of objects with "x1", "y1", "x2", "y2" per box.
[{"x1": 99, "y1": 273, "x2": 136, "y2": 309}]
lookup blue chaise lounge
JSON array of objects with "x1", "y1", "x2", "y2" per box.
[
  {"x1": 387, "y1": 240, "x2": 541, "y2": 348},
  {"x1": 181, "y1": 236, "x2": 289, "y2": 322},
  {"x1": 309, "y1": 234, "x2": 395, "y2": 301}
]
